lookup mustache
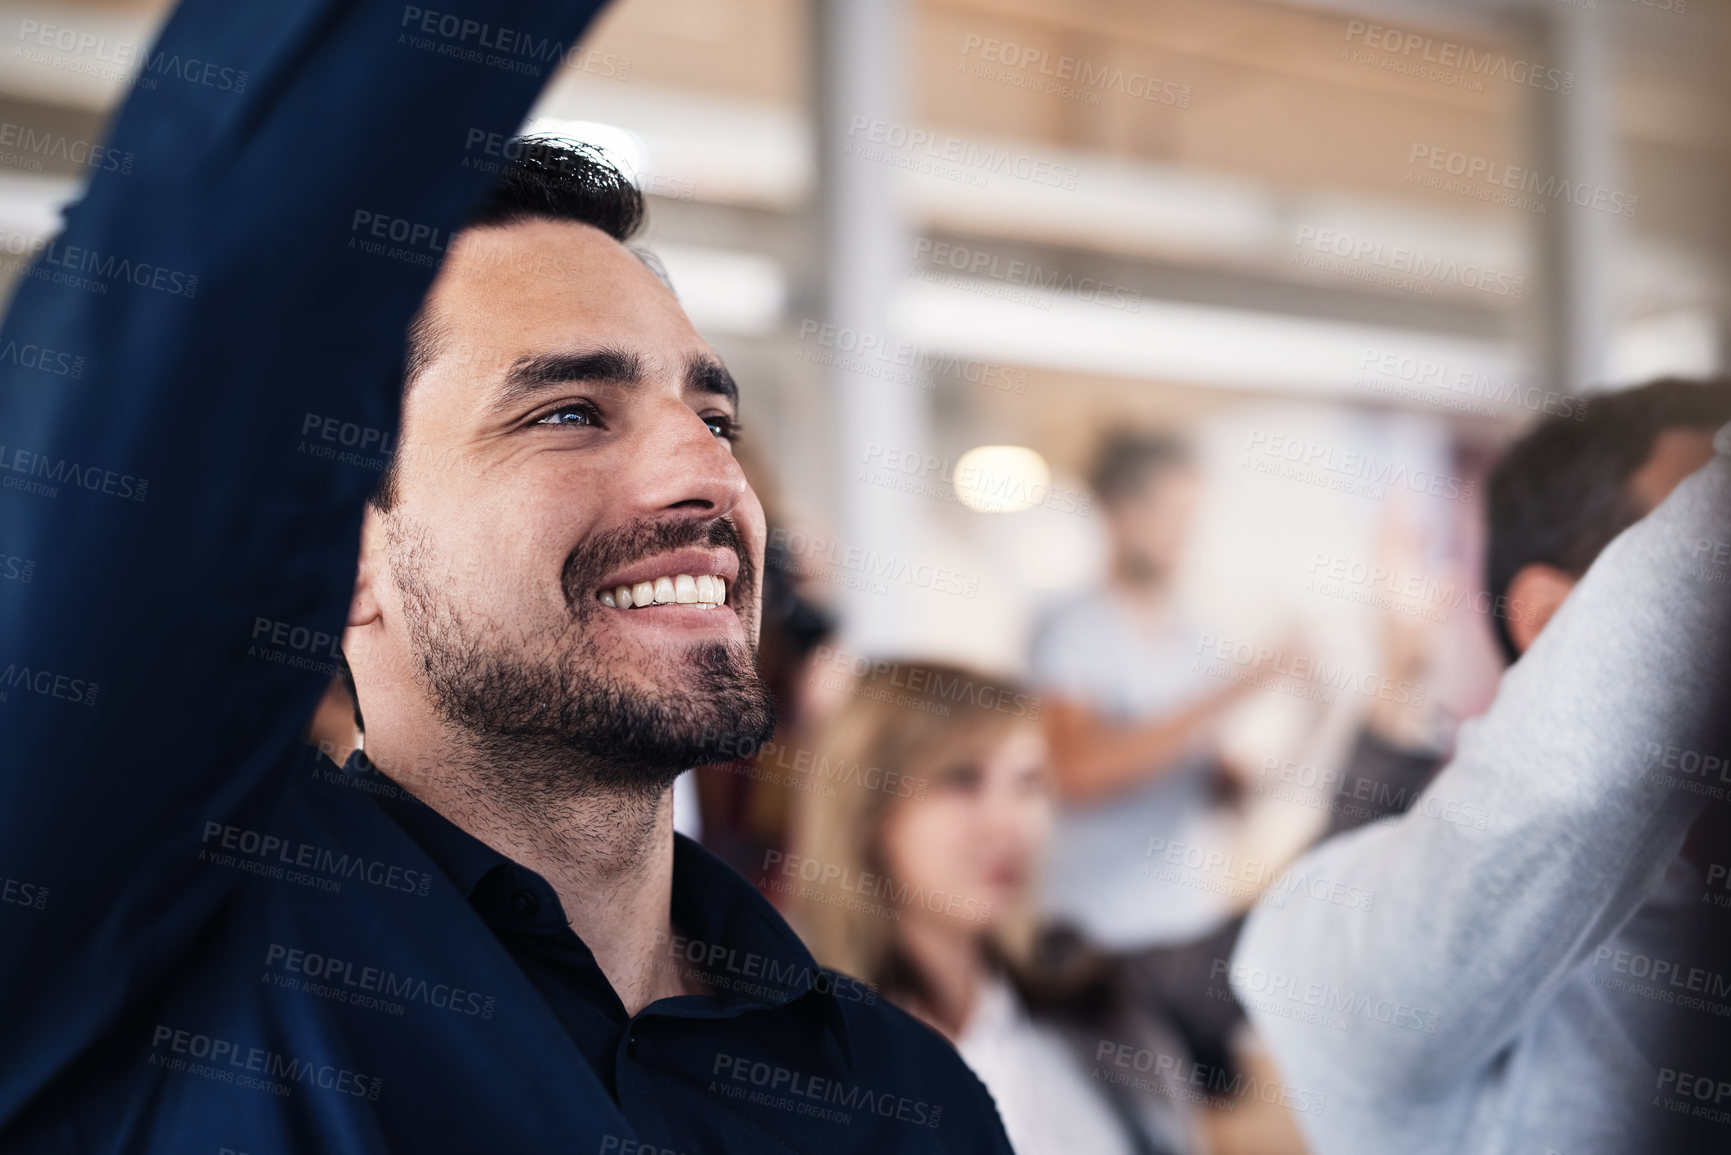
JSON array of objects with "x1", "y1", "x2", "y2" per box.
[{"x1": 560, "y1": 516, "x2": 756, "y2": 613}]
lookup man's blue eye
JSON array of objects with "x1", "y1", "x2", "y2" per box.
[{"x1": 538, "y1": 404, "x2": 597, "y2": 427}]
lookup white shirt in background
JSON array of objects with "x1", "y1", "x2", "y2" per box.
[
  {"x1": 1029, "y1": 594, "x2": 1232, "y2": 948},
  {"x1": 955, "y1": 977, "x2": 1137, "y2": 1155}
]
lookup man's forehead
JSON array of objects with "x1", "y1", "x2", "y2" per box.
[{"x1": 433, "y1": 218, "x2": 689, "y2": 336}]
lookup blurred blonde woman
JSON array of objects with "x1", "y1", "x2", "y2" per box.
[{"x1": 785, "y1": 660, "x2": 1201, "y2": 1155}]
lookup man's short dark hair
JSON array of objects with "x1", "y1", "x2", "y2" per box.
[
  {"x1": 1087, "y1": 430, "x2": 1191, "y2": 509},
  {"x1": 372, "y1": 138, "x2": 645, "y2": 512},
  {"x1": 1485, "y1": 376, "x2": 1731, "y2": 663},
  {"x1": 466, "y1": 135, "x2": 645, "y2": 238}
]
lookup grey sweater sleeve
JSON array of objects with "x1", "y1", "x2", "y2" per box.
[{"x1": 1232, "y1": 423, "x2": 1731, "y2": 1111}]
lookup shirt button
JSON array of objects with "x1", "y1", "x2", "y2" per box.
[
  {"x1": 627, "y1": 1033, "x2": 638, "y2": 1055},
  {"x1": 509, "y1": 890, "x2": 538, "y2": 918}
]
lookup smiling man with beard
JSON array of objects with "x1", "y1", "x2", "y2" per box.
[
  {"x1": 0, "y1": 1, "x2": 1013, "y2": 1152},
  {"x1": 343, "y1": 150, "x2": 784, "y2": 1018}
]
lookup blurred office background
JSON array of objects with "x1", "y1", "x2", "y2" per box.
[
  {"x1": 4, "y1": 0, "x2": 1725, "y2": 676},
  {"x1": 5, "y1": 0, "x2": 1726, "y2": 1148}
]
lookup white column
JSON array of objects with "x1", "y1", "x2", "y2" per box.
[
  {"x1": 1539, "y1": 3, "x2": 1622, "y2": 394},
  {"x1": 814, "y1": 0, "x2": 931, "y2": 651}
]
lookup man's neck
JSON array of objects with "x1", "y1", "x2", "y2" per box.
[
  {"x1": 367, "y1": 724, "x2": 694, "y2": 1016},
  {"x1": 1107, "y1": 564, "x2": 1172, "y2": 621}
]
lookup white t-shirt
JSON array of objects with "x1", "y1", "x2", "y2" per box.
[
  {"x1": 955, "y1": 977, "x2": 1138, "y2": 1155},
  {"x1": 673, "y1": 770, "x2": 701, "y2": 841},
  {"x1": 1028, "y1": 592, "x2": 1233, "y2": 949}
]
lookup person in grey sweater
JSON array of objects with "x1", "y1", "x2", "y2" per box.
[{"x1": 1232, "y1": 379, "x2": 1731, "y2": 1154}]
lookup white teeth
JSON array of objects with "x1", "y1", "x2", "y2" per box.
[{"x1": 600, "y1": 573, "x2": 731, "y2": 609}]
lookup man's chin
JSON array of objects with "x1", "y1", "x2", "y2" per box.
[{"x1": 510, "y1": 639, "x2": 775, "y2": 790}]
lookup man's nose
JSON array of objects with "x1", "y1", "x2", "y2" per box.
[{"x1": 628, "y1": 402, "x2": 747, "y2": 519}]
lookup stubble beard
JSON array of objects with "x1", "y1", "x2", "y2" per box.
[{"x1": 384, "y1": 513, "x2": 776, "y2": 815}]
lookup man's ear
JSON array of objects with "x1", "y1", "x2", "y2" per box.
[
  {"x1": 347, "y1": 508, "x2": 386, "y2": 630},
  {"x1": 1505, "y1": 563, "x2": 1578, "y2": 655}
]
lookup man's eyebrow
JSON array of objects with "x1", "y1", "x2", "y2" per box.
[
  {"x1": 494, "y1": 348, "x2": 642, "y2": 408},
  {"x1": 686, "y1": 356, "x2": 738, "y2": 406}
]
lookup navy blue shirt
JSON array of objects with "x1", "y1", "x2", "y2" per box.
[{"x1": 0, "y1": 0, "x2": 1013, "y2": 1151}]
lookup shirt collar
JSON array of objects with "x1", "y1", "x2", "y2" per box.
[
  {"x1": 348, "y1": 750, "x2": 512, "y2": 898},
  {"x1": 347, "y1": 750, "x2": 855, "y2": 1062}
]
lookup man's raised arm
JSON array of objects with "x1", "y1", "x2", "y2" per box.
[
  {"x1": 1231, "y1": 425, "x2": 1731, "y2": 1151},
  {"x1": 0, "y1": 0, "x2": 604, "y2": 1118}
]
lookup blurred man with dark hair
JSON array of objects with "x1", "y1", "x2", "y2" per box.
[
  {"x1": 1233, "y1": 378, "x2": 1731, "y2": 1154},
  {"x1": 1030, "y1": 431, "x2": 1252, "y2": 950},
  {"x1": 1485, "y1": 378, "x2": 1731, "y2": 660},
  {"x1": 0, "y1": 3, "x2": 1011, "y2": 1152}
]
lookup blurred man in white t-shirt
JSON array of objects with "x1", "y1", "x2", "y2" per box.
[{"x1": 1030, "y1": 432, "x2": 1250, "y2": 948}]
